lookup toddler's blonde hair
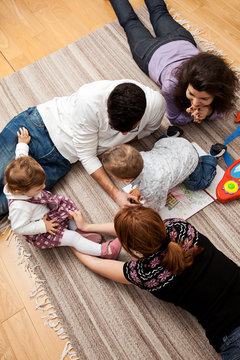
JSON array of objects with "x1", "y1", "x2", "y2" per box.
[
  {"x1": 102, "y1": 144, "x2": 143, "y2": 179},
  {"x1": 4, "y1": 156, "x2": 46, "y2": 193}
]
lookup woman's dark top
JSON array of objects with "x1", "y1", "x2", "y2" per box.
[{"x1": 123, "y1": 218, "x2": 240, "y2": 352}]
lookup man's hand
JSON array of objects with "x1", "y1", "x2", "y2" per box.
[
  {"x1": 186, "y1": 105, "x2": 213, "y2": 123},
  {"x1": 17, "y1": 127, "x2": 31, "y2": 144},
  {"x1": 113, "y1": 189, "x2": 140, "y2": 208},
  {"x1": 91, "y1": 167, "x2": 140, "y2": 208}
]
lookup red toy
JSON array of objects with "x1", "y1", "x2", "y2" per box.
[
  {"x1": 216, "y1": 121, "x2": 240, "y2": 203},
  {"x1": 234, "y1": 111, "x2": 240, "y2": 123},
  {"x1": 216, "y1": 159, "x2": 240, "y2": 202}
]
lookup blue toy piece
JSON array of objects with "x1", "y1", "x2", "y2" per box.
[{"x1": 223, "y1": 125, "x2": 240, "y2": 167}]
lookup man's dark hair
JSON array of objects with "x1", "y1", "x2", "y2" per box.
[{"x1": 107, "y1": 83, "x2": 147, "y2": 132}]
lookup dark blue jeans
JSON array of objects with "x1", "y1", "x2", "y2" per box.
[
  {"x1": 184, "y1": 155, "x2": 218, "y2": 191},
  {"x1": 109, "y1": 0, "x2": 197, "y2": 74},
  {"x1": 220, "y1": 326, "x2": 240, "y2": 360},
  {"x1": 0, "y1": 107, "x2": 71, "y2": 218}
]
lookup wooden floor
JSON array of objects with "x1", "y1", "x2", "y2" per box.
[{"x1": 0, "y1": 1, "x2": 239, "y2": 359}]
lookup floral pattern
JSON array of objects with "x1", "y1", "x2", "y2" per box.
[{"x1": 124, "y1": 218, "x2": 199, "y2": 292}]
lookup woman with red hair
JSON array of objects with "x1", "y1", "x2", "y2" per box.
[{"x1": 71, "y1": 206, "x2": 240, "y2": 359}]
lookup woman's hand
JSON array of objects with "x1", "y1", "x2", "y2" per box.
[
  {"x1": 69, "y1": 210, "x2": 116, "y2": 236},
  {"x1": 69, "y1": 210, "x2": 89, "y2": 231},
  {"x1": 43, "y1": 214, "x2": 59, "y2": 234},
  {"x1": 17, "y1": 127, "x2": 31, "y2": 144},
  {"x1": 186, "y1": 105, "x2": 213, "y2": 123}
]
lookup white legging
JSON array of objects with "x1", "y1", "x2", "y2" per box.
[{"x1": 59, "y1": 220, "x2": 101, "y2": 256}]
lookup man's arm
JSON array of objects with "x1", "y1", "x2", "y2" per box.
[{"x1": 91, "y1": 167, "x2": 139, "y2": 208}]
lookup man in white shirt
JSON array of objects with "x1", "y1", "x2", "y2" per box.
[{"x1": 0, "y1": 79, "x2": 166, "y2": 218}]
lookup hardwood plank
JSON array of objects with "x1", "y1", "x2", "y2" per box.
[
  {"x1": 1, "y1": 0, "x2": 239, "y2": 72},
  {"x1": 0, "y1": 324, "x2": 16, "y2": 360},
  {"x1": 0, "y1": 257, "x2": 23, "y2": 322},
  {"x1": 0, "y1": 53, "x2": 14, "y2": 78},
  {"x1": 0, "y1": 0, "x2": 44, "y2": 37},
  {"x1": 0, "y1": 232, "x2": 70, "y2": 360},
  {"x1": 168, "y1": 0, "x2": 240, "y2": 67},
  {"x1": 0, "y1": 0, "x2": 145, "y2": 72},
  {"x1": 2, "y1": 309, "x2": 49, "y2": 360}
]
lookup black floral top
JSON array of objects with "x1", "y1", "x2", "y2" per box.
[
  {"x1": 124, "y1": 218, "x2": 198, "y2": 292},
  {"x1": 123, "y1": 218, "x2": 240, "y2": 352}
]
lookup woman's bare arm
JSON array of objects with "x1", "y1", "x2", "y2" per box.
[
  {"x1": 69, "y1": 210, "x2": 116, "y2": 236},
  {"x1": 71, "y1": 248, "x2": 131, "y2": 284}
]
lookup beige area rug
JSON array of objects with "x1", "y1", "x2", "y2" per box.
[{"x1": 1, "y1": 6, "x2": 240, "y2": 360}]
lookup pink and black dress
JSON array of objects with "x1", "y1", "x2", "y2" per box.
[{"x1": 8, "y1": 190, "x2": 77, "y2": 249}]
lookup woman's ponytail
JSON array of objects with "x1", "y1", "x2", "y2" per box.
[
  {"x1": 114, "y1": 206, "x2": 203, "y2": 274},
  {"x1": 162, "y1": 241, "x2": 203, "y2": 275}
]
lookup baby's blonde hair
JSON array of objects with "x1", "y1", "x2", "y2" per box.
[
  {"x1": 4, "y1": 156, "x2": 46, "y2": 193},
  {"x1": 102, "y1": 144, "x2": 143, "y2": 179}
]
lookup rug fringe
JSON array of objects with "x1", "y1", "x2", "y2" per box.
[
  {"x1": 61, "y1": 341, "x2": 80, "y2": 360},
  {"x1": 0, "y1": 217, "x2": 80, "y2": 360},
  {"x1": 0, "y1": 215, "x2": 14, "y2": 246},
  {"x1": 170, "y1": 8, "x2": 240, "y2": 75}
]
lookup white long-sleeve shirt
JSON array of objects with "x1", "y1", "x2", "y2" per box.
[
  {"x1": 4, "y1": 186, "x2": 49, "y2": 235},
  {"x1": 4, "y1": 143, "x2": 48, "y2": 235},
  {"x1": 131, "y1": 137, "x2": 199, "y2": 211},
  {"x1": 37, "y1": 79, "x2": 166, "y2": 174}
]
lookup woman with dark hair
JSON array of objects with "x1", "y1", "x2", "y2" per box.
[
  {"x1": 108, "y1": 0, "x2": 239, "y2": 125},
  {"x1": 70, "y1": 206, "x2": 240, "y2": 359}
]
